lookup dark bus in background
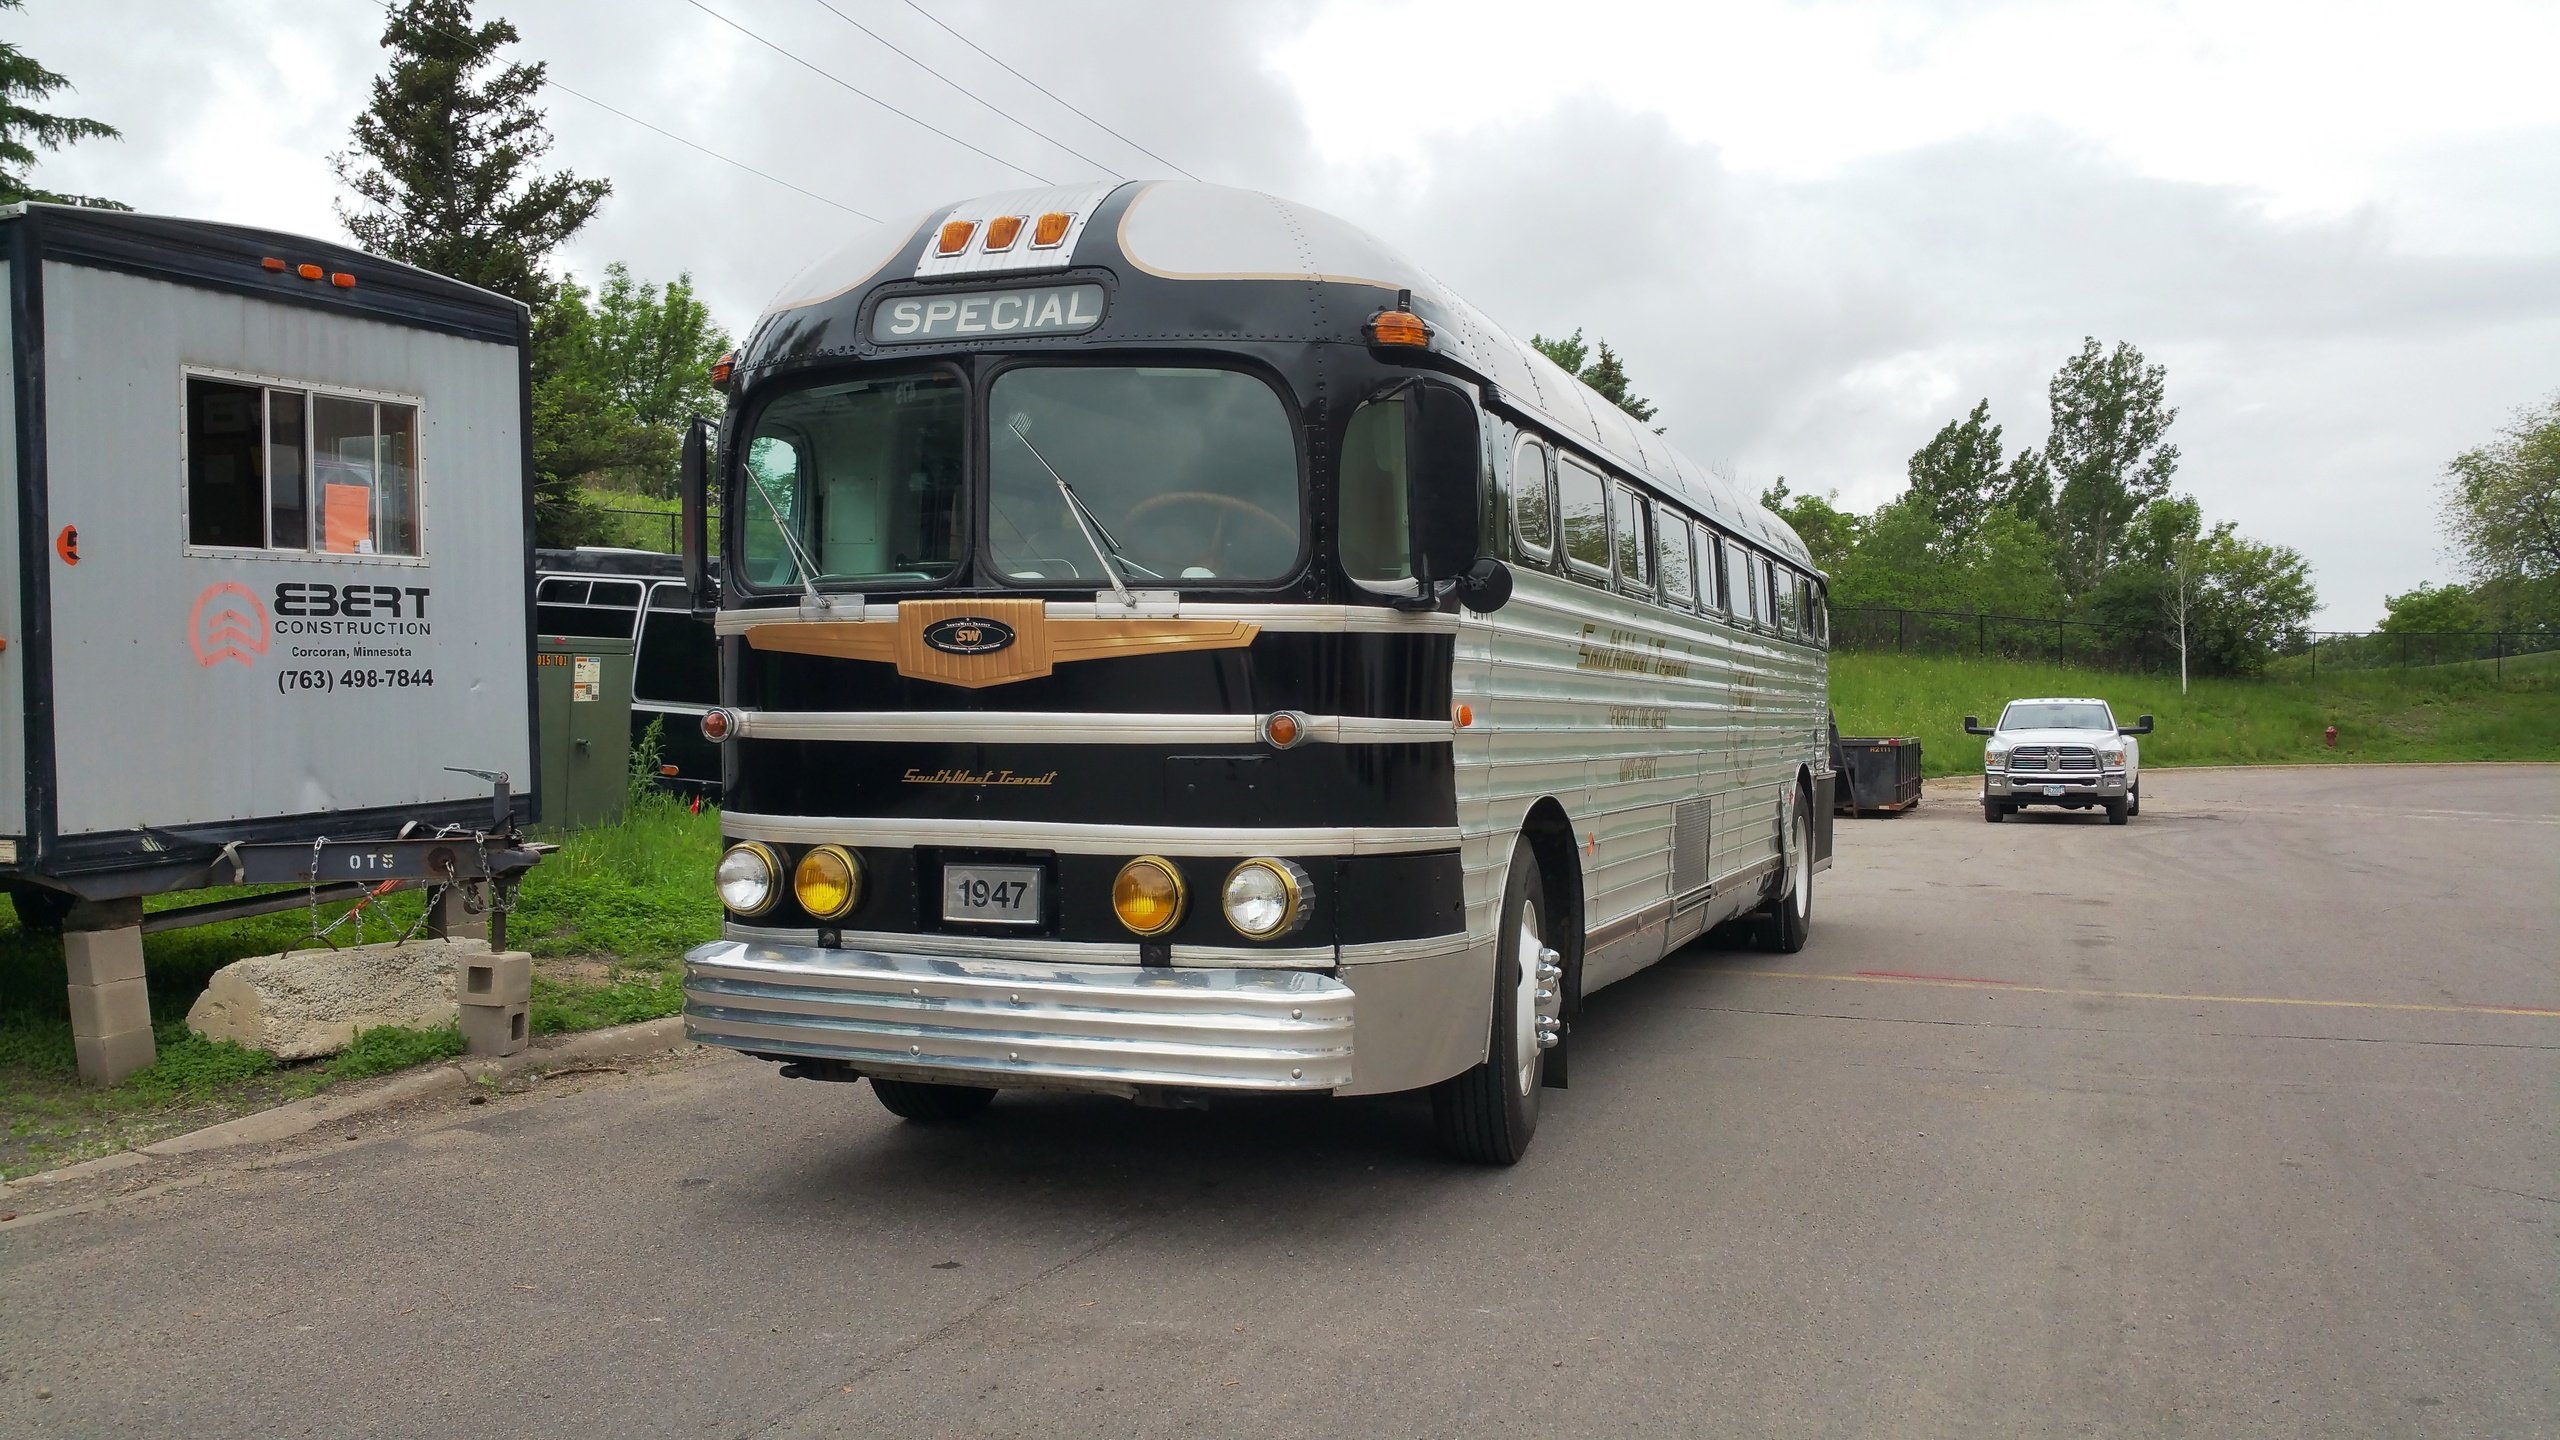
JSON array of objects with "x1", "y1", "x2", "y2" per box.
[{"x1": 534, "y1": 547, "x2": 721, "y2": 795}]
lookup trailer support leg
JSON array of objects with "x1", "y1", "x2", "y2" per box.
[
  {"x1": 63, "y1": 897, "x2": 153, "y2": 1085},
  {"x1": 427, "y1": 883, "x2": 489, "y2": 943}
]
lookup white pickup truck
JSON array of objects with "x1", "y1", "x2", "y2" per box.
[{"x1": 1964, "y1": 698, "x2": 2154, "y2": 825}]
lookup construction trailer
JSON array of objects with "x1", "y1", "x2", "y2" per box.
[{"x1": 1, "y1": 204, "x2": 539, "y2": 1082}]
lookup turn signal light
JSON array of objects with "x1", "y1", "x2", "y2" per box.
[
  {"x1": 1368, "y1": 309, "x2": 1431, "y2": 347},
  {"x1": 984, "y1": 215, "x2": 1025, "y2": 251},
  {"x1": 937, "y1": 219, "x2": 977, "y2": 256},
  {"x1": 701, "y1": 708, "x2": 736, "y2": 742},
  {"x1": 793, "y1": 845, "x2": 863, "y2": 921},
  {"x1": 1260, "y1": 711, "x2": 1304, "y2": 749},
  {"x1": 1031, "y1": 211, "x2": 1072, "y2": 248},
  {"x1": 1112, "y1": 856, "x2": 1186, "y2": 937},
  {"x1": 709, "y1": 349, "x2": 736, "y2": 388}
]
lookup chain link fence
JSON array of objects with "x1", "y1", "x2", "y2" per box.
[{"x1": 1833, "y1": 604, "x2": 2559, "y2": 677}]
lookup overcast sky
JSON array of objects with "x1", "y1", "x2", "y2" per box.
[{"x1": 23, "y1": 0, "x2": 2560, "y2": 626}]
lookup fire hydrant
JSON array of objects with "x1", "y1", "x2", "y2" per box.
[{"x1": 2324, "y1": 724, "x2": 2338, "y2": 748}]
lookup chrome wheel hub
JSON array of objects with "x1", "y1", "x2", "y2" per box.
[{"x1": 1514, "y1": 903, "x2": 1563, "y2": 1096}]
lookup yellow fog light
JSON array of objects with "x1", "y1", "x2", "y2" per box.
[
  {"x1": 793, "y1": 845, "x2": 862, "y2": 921},
  {"x1": 716, "y1": 842, "x2": 779, "y2": 917},
  {"x1": 1112, "y1": 856, "x2": 1186, "y2": 937},
  {"x1": 1221, "y1": 858, "x2": 1310, "y2": 939}
]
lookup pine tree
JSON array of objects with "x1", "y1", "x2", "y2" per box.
[
  {"x1": 0, "y1": 0, "x2": 125, "y2": 209},
  {"x1": 1529, "y1": 327, "x2": 1660, "y2": 427},
  {"x1": 331, "y1": 0, "x2": 608, "y2": 307}
]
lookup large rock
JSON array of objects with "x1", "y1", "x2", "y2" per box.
[{"x1": 186, "y1": 938, "x2": 494, "y2": 1061}]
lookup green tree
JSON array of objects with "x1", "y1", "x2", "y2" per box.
[
  {"x1": 1529, "y1": 327, "x2": 1659, "y2": 426},
  {"x1": 0, "y1": 0, "x2": 124, "y2": 208},
  {"x1": 2085, "y1": 499, "x2": 2316, "y2": 675},
  {"x1": 2044, "y1": 338, "x2": 2180, "y2": 596},
  {"x1": 1997, "y1": 445, "x2": 2055, "y2": 532},
  {"x1": 1904, "y1": 399, "x2": 2009, "y2": 548},
  {"x1": 1759, "y1": 476, "x2": 1861, "y2": 577},
  {"x1": 2378, "y1": 582, "x2": 2481, "y2": 636},
  {"x1": 569, "y1": 263, "x2": 731, "y2": 430},
  {"x1": 331, "y1": 0, "x2": 609, "y2": 308},
  {"x1": 2440, "y1": 392, "x2": 2560, "y2": 624}
]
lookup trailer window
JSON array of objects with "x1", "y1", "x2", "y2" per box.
[
  {"x1": 188, "y1": 376, "x2": 420, "y2": 556},
  {"x1": 1557, "y1": 456, "x2": 1608, "y2": 575},
  {"x1": 635, "y1": 584, "x2": 718, "y2": 705}
]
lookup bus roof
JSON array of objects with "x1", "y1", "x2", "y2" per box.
[{"x1": 743, "y1": 181, "x2": 1813, "y2": 570}]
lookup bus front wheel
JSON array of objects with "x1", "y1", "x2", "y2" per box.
[
  {"x1": 1431, "y1": 844, "x2": 1554, "y2": 1165},
  {"x1": 869, "y1": 1077, "x2": 996, "y2": 1123}
]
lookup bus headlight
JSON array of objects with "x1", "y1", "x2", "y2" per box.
[
  {"x1": 1112, "y1": 857, "x2": 1187, "y2": 937},
  {"x1": 1221, "y1": 858, "x2": 1310, "y2": 939},
  {"x1": 793, "y1": 845, "x2": 862, "y2": 920},
  {"x1": 716, "y1": 842, "x2": 779, "y2": 917}
]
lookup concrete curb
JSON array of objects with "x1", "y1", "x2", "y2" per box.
[{"x1": 4, "y1": 1017, "x2": 691, "y2": 1193}]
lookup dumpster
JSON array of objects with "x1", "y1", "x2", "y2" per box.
[
  {"x1": 1835, "y1": 736, "x2": 1922, "y2": 815},
  {"x1": 537, "y1": 636, "x2": 636, "y2": 829}
]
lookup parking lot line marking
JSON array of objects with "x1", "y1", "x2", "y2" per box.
[
  {"x1": 1854, "y1": 969, "x2": 2019, "y2": 985},
  {"x1": 1726, "y1": 970, "x2": 2560, "y2": 1018}
]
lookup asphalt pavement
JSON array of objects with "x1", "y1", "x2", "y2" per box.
[{"x1": 4, "y1": 764, "x2": 2554, "y2": 1438}]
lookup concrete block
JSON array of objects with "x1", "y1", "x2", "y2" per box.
[
  {"x1": 67, "y1": 977, "x2": 151, "y2": 1040},
  {"x1": 186, "y1": 938, "x2": 487, "y2": 1061},
  {"x1": 458, "y1": 952, "x2": 532, "y2": 1007},
  {"x1": 74, "y1": 1026, "x2": 157, "y2": 1086},
  {"x1": 63, "y1": 925, "x2": 146, "y2": 987},
  {"x1": 459, "y1": 999, "x2": 529, "y2": 1058}
]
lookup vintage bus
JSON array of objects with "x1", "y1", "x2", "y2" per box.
[{"x1": 678, "y1": 182, "x2": 1833, "y2": 1163}]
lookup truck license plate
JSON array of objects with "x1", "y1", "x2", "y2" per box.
[
  {"x1": 942, "y1": 864, "x2": 1042, "y2": 926},
  {"x1": 2043, "y1": 785, "x2": 2066, "y2": 796}
]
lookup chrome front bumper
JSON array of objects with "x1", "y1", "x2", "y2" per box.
[
  {"x1": 683, "y1": 940, "x2": 1356, "y2": 1094},
  {"x1": 1985, "y1": 771, "x2": 2127, "y2": 797}
]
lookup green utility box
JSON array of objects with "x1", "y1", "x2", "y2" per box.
[{"x1": 536, "y1": 635, "x2": 636, "y2": 830}]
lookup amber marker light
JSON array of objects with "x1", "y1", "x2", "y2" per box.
[
  {"x1": 984, "y1": 215, "x2": 1025, "y2": 251},
  {"x1": 1367, "y1": 308, "x2": 1431, "y2": 347},
  {"x1": 1112, "y1": 856, "x2": 1187, "y2": 937},
  {"x1": 330, "y1": 272, "x2": 356, "y2": 288},
  {"x1": 1259, "y1": 711, "x2": 1306, "y2": 749},
  {"x1": 1031, "y1": 211, "x2": 1072, "y2": 248},
  {"x1": 701, "y1": 708, "x2": 736, "y2": 742},
  {"x1": 793, "y1": 845, "x2": 863, "y2": 921},
  {"x1": 937, "y1": 219, "x2": 977, "y2": 255},
  {"x1": 296, "y1": 263, "x2": 324, "y2": 280},
  {"x1": 260, "y1": 257, "x2": 287, "y2": 272},
  {"x1": 709, "y1": 349, "x2": 737, "y2": 389}
]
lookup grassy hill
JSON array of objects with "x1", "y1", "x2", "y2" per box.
[{"x1": 1830, "y1": 652, "x2": 2560, "y2": 777}]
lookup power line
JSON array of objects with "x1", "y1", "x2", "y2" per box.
[
  {"x1": 680, "y1": 0, "x2": 1053, "y2": 186},
  {"x1": 546, "y1": 79, "x2": 876, "y2": 220},
  {"x1": 806, "y1": 0, "x2": 1119, "y2": 180},
  {"x1": 897, "y1": 0, "x2": 1197, "y2": 182},
  {"x1": 363, "y1": 2, "x2": 875, "y2": 221}
]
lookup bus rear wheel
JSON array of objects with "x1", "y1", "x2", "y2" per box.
[
  {"x1": 869, "y1": 1077, "x2": 996, "y2": 1123},
  {"x1": 1432, "y1": 844, "x2": 1555, "y2": 1165},
  {"x1": 1758, "y1": 789, "x2": 1814, "y2": 953}
]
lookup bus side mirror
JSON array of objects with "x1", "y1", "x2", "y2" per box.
[
  {"x1": 1963, "y1": 715, "x2": 1994, "y2": 736},
  {"x1": 1409, "y1": 383, "x2": 1505, "y2": 610},
  {"x1": 680, "y1": 415, "x2": 717, "y2": 617},
  {"x1": 2121, "y1": 714, "x2": 2154, "y2": 735}
]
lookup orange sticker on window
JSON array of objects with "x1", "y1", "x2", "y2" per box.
[
  {"x1": 322, "y1": 483, "x2": 371, "y2": 554},
  {"x1": 54, "y1": 525, "x2": 78, "y2": 564}
]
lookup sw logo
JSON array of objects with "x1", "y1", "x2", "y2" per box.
[
  {"x1": 921, "y1": 616, "x2": 1015, "y2": 655},
  {"x1": 189, "y1": 581, "x2": 270, "y2": 667}
]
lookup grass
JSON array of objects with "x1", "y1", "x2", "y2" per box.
[
  {"x1": 578, "y1": 486, "x2": 718, "y2": 554},
  {"x1": 1831, "y1": 651, "x2": 2560, "y2": 777},
  {"x1": 0, "y1": 795, "x2": 722, "y2": 1179}
]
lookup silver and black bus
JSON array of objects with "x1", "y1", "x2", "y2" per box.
[{"x1": 678, "y1": 182, "x2": 1832, "y2": 1162}]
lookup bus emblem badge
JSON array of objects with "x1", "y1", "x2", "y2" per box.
[{"x1": 922, "y1": 617, "x2": 1016, "y2": 656}]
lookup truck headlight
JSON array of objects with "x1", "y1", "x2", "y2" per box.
[
  {"x1": 1222, "y1": 858, "x2": 1310, "y2": 939},
  {"x1": 1112, "y1": 857, "x2": 1187, "y2": 937},
  {"x1": 1984, "y1": 744, "x2": 2011, "y2": 771},
  {"x1": 716, "y1": 842, "x2": 779, "y2": 917},
  {"x1": 2099, "y1": 745, "x2": 2126, "y2": 767}
]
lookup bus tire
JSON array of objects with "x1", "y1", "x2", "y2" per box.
[
  {"x1": 869, "y1": 1077, "x2": 997, "y2": 1123},
  {"x1": 1758, "y1": 787, "x2": 1814, "y2": 954},
  {"x1": 1431, "y1": 844, "x2": 1550, "y2": 1165}
]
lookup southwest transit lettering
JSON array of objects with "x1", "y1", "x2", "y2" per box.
[{"x1": 1576, "y1": 624, "x2": 1690, "y2": 679}]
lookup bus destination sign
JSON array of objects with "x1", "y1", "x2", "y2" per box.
[{"x1": 871, "y1": 284, "x2": 1106, "y2": 344}]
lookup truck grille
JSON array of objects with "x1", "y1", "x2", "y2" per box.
[{"x1": 2007, "y1": 745, "x2": 2100, "y2": 774}]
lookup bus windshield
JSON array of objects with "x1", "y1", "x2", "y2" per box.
[
  {"x1": 740, "y1": 371, "x2": 964, "y2": 590},
  {"x1": 988, "y1": 366, "x2": 1300, "y2": 585}
]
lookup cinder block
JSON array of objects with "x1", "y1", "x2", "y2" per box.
[
  {"x1": 74, "y1": 1026, "x2": 158, "y2": 1086},
  {"x1": 459, "y1": 999, "x2": 529, "y2": 1057},
  {"x1": 458, "y1": 952, "x2": 532, "y2": 1007},
  {"x1": 63, "y1": 925, "x2": 147, "y2": 987},
  {"x1": 67, "y1": 977, "x2": 151, "y2": 1039}
]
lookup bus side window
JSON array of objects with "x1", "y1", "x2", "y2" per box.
[
  {"x1": 1611, "y1": 484, "x2": 1651, "y2": 593},
  {"x1": 1656, "y1": 511, "x2": 1694, "y2": 608},
  {"x1": 636, "y1": 582, "x2": 719, "y2": 706},
  {"x1": 1706, "y1": 532, "x2": 1733, "y2": 616},
  {"x1": 1510, "y1": 437, "x2": 1554, "y2": 561},
  {"x1": 1773, "y1": 564, "x2": 1800, "y2": 635},
  {"x1": 1339, "y1": 395, "x2": 1414, "y2": 593},
  {"x1": 1556, "y1": 456, "x2": 1609, "y2": 578}
]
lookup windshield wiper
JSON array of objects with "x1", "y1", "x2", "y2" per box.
[
  {"x1": 1004, "y1": 415, "x2": 1159, "y2": 605},
  {"x1": 743, "y1": 468, "x2": 831, "y2": 608}
]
